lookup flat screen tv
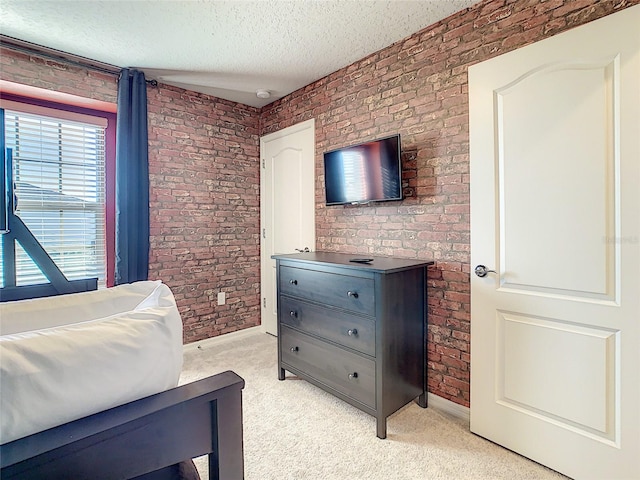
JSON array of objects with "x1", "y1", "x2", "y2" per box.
[{"x1": 324, "y1": 134, "x2": 402, "y2": 206}]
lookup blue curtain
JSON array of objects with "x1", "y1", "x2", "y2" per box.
[{"x1": 115, "y1": 68, "x2": 149, "y2": 285}]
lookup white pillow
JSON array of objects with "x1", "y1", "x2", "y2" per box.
[{"x1": 0, "y1": 281, "x2": 183, "y2": 444}]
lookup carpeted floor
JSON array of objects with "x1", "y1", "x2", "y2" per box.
[{"x1": 179, "y1": 332, "x2": 566, "y2": 480}]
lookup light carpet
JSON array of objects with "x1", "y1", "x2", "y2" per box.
[{"x1": 179, "y1": 332, "x2": 566, "y2": 480}]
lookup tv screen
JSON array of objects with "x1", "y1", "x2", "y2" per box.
[{"x1": 324, "y1": 134, "x2": 402, "y2": 206}]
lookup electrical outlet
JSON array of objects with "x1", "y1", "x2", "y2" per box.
[{"x1": 217, "y1": 292, "x2": 226, "y2": 305}]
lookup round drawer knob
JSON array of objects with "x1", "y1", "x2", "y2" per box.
[
  {"x1": 347, "y1": 328, "x2": 358, "y2": 336},
  {"x1": 347, "y1": 291, "x2": 359, "y2": 298},
  {"x1": 290, "y1": 346, "x2": 299, "y2": 353},
  {"x1": 348, "y1": 372, "x2": 358, "y2": 380},
  {"x1": 289, "y1": 279, "x2": 298, "y2": 285},
  {"x1": 289, "y1": 311, "x2": 298, "y2": 318}
]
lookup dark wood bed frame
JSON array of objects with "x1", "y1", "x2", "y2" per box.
[{"x1": 0, "y1": 371, "x2": 245, "y2": 480}]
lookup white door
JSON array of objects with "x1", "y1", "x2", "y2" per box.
[
  {"x1": 260, "y1": 119, "x2": 315, "y2": 336},
  {"x1": 469, "y1": 6, "x2": 639, "y2": 480}
]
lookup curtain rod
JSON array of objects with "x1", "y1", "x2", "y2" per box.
[
  {"x1": 0, "y1": 35, "x2": 161, "y2": 87},
  {"x1": 1, "y1": 35, "x2": 121, "y2": 76}
]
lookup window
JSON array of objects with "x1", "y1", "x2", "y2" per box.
[{"x1": 1, "y1": 104, "x2": 109, "y2": 287}]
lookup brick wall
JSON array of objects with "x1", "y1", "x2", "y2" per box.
[
  {"x1": 147, "y1": 86, "x2": 261, "y2": 342},
  {"x1": 1, "y1": 48, "x2": 262, "y2": 344},
  {"x1": 0, "y1": 47, "x2": 117, "y2": 103},
  {"x1": 259, "y1": 0, "x2": 638, "y2": 406}
]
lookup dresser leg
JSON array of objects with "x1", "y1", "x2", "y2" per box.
[
  {"x1": 278, "y1": 367, "x2": 285, "y2": 380},
  {"x1": 376, "y1": 416, "x2": 387, "y2": 439},
  {"x1": 417, "y1": 392, "x2": 428, "y2": 408}
]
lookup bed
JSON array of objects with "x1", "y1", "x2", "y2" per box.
[{"x1": 0, "y1": 281, "x2": 244, "y2": 479}]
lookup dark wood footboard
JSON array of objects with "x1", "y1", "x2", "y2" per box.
[{"x1": 0, "y1": 371, "x2": 245, "y2": 480}]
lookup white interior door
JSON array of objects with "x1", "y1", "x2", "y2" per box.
[
  {"x1": 260, "y1": 119, "x2": 315, "y2": 336},
  {"x1": 469, "y1": 6, "x2": 639, "y2": 479}
]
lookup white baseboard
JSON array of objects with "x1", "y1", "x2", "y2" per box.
[
  {"x1": 183, "y1": 325, "x2": 263, "y2": 352},
  {"x1": 428, "y1": 392, "x2": 470, "y2": 424}
]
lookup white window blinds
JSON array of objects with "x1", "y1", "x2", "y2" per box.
[{"x1": 1, "y1": 108, "x2": 107, "y2": 287}]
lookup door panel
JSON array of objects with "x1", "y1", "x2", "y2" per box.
[
  {"x1": 260, "y1": 119, "x2": 315, "y2": 336},
  {"x1": 469, "y1": 6, "x2": 639, "y2": 479},
  {"x1": 498, "y1": 312, "x2": 616, "y2": 438},
  {"x1": 497, "y1": 61, "x2": 617, "y2": 299},
  {"x1": 272, "y1": 148, "x2": 306, "y2": 254}
]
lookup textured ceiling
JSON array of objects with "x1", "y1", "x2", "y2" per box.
[{"x1": 0, "y1": 0, "x2": 480, "y2": 107}]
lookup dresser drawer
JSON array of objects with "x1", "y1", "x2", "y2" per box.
[
  {"x1": 279, "y1": 266, "x2": 375, "y2": 316},
  {"x1": 280, "y1": 296, "x2": 375, "y2": 356},
  {"x1": 280, "y1": 326, "x2": 375, "y2": 409}
]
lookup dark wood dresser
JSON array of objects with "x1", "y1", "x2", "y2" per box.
[{"x1": 272, "y1": 251, "x2": 433, "y2": 439}]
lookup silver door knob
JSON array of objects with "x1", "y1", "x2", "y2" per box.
[{"x1": 474, "y1": 265, "x2": 497, "y2": 278}]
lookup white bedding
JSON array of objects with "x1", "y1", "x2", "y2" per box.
[{"x1": 0, "y1": 280, "x2": 183, "y2": 444}]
